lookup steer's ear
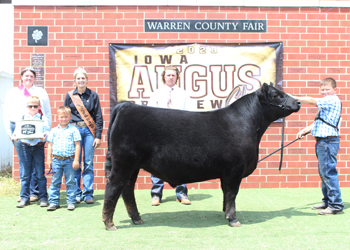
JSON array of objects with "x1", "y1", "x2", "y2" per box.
[{"x1": 257, "y1": 83, "x2": 269, "y2": 103}]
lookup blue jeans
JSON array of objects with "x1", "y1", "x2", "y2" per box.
[
  {"x1": 20, "y1": 143, "x2": 48, "y2": 202},
  {"x1": 48, "y1": 158, "x2": 76, "y2": 205},
  {"x1": 315, "y1": 136, "x2": 343, "y2": 210},
  {"x1": 151, "y1": 174, "x2": 188, "y2": 200},
  {"x1": 75, "y1": 126, "x2": 95, "y2": 201},
  {"x1": 10, "y1": 122, "x2": 39, "y2": 197}
]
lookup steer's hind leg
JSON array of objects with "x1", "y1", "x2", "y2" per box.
[
  {"x1": 221, "y1": 175, "x2": 243, "y2": 227},
  {"x1": 122, "y1": 169, "x2": 144, "y2": 225},
  {"x1": 102, "y1": 173, "x2": 127, "y2": 231}
]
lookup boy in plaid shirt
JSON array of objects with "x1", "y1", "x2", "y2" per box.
[
  {"x1": 293, "y1": 77, "x2": 343, "y2": 215},
  {"x1": 46, "y1": 106, "x2": 81, "y2": 211}
]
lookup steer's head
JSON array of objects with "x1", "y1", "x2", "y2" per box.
[{"x1": 257, "y1": 83, "x2": 301, "y2": 118}]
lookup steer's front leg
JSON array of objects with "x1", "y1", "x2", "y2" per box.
[{"x1": 221, "y1": 176, "x2": 242, "y2": 227}]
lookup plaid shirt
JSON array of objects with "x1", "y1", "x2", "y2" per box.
[
  {"x1": 47, "y1": 123, "x2": 81, "y2": 157},
  {"x1": 312, "y1": 94, "x2": 341, "y2": 137}
]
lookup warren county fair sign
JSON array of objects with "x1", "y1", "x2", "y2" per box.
[{"x1": 145, "y1": 20, "x2": 266, "y2": 32}]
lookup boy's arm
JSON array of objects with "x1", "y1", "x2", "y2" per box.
[
  {"x1": 291, "y1": 95, "x2": 318, "y2": 107},
  {"x1": 72, "y1": 141, "x2": 81, "y2": 170},
  {"x1": 297, "y1": 123, "x2": 314, "y2": 139},
  {"x1": 46, "y1": 142, "x2": 53, "y2": 167},
  {"x1": 40, "y1": 116, "x2": 51, "y2": 141}
]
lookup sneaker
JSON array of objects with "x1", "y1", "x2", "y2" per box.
[
  {"x1": 311, "y1": 203, "x2": 327, "y2": 210},
  {"x1": 318, "y1": 207, "x2": 344, "y2": 215},
  {"x1": 17, "y1": 197, "x2": 21, "y2": 202},
  {"x1": 30, "y1": 196, "x2": 39, "y2": 202},
  {"x1": 40, "y1": 200, "x2": 48, "y2": 207},
  {"x1": 47, "y1": 204, "x2": 60, "y2": 211},
  {"x1": 16, "y1": 200, "x2": 30, "y2": 208},
  {"x1": 76, "y1": 197, "x2": 81, "y2": 204},
  {"x1": 151, "y1": 196, "x2": 160, "y2": 206},
  {"x1": 85, "y1": 198, "x2": 94, "y2": 204},
  {"x1": 67, "y1": 204, "x2": 75, "y2": 211}
]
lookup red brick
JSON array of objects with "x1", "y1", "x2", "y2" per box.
[
  {"x1": 159, "y1": 33, "x2": 179, "y2": 39},
  {"x1": 63, "y1": 26, "x2": 83, "y2": 32},
  {"x1": 199, "y1": 182, "x2": 220, "y2": 189},
  {"x1": 240, "y1": 183, "x2": 260, "y2": 189},
  {"x1": 124, "y1": 13, "x2": 144, "y2": 19},
  {"x1": 281, "y1": 182, "x2": 300, "y2": 188},
  {"x1": 287, "y1": 13, "x2": 306, "y2": 19},
  {"x1": 117, "y1": 19, "x2": 137, "y2": 26},
  {"x1": 307, "y1": 27, "x2": 326, "y2": 33},
  {"x1": 76, "y1": 33, "x2": 96, "y2": 39},
  {"x1": 76, "y1": 19, "x2": 95, "y2": 26},
  {"x1": 227, "y1": 13, "x2": 247, "y2": 19},
  {"x1": 124, "y1": 26, "x2": 143, "y2": 33},
  {"x1": 63, "y1": 13, "x2": 82, "y2": 19},
  {"x1": 42, "y1": 12, "x2": 62, "y2": 19},
  {"x1": 117, "y1": 6, "x2": 138, "y2": 12},
  {"x1": 328, "y1": 27, "x2": 346, "y2": 33},
  {"x1": 56, "y1": 33, "x2": 75, "y2": 39},
  {"x1": 76, "y1": 6, "x2": 97, "y2": 12},
  {"x1": 300, "y1": 182, "x2": 319, "y2": 188},
  {"x1": 56, "y1": 19, "x2": 75, "y2": 25},
  {"x1": 204, "y1": 12, "x2": 226, "y2": 19},
  {"x1": 63, "y1": 40, "x2": 82, "y2": 46},
  {"x1": 185, "y1": 13, "x2": 206, "y2": 19},
  {"x1": 261, "y1": 183, "x2": 280, "y2": 188},
  {"x1": 83, "y1": 13, "x2": 103, "y2": 19}
]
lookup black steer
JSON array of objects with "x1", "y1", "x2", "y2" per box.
[{"x1": 103, "y1": 83, "x2": 301, "y2": 231}]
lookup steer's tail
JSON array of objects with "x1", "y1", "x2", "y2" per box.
[{"x1": 105, "y1": 104, "x2": 120, "y2": 178}]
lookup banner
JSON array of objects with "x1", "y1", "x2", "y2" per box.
[{"x1": 109, "y1": 43, "x2": 283, "y2": 111}]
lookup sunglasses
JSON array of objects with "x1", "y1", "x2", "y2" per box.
[{"x1": 27, "y1": 105, "x2": 39, "y2": 108}]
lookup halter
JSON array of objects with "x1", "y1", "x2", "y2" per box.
[
  {"x1": 265, "y1": 94, "x2": 290, "y2": 118},
  {"x1": 261, "y1": 94, "x2": 290, "y2": 171}
]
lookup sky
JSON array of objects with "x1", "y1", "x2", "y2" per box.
[{"x1": 0, "y1": 4, "x2": 14, "y2": 75}]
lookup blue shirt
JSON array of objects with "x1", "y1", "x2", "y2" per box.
[
  {"x1": 312, "y1": 94, "x2": 341, "y2": 137},
  {"x1": 47, "y1": 124, "x2": 81, "y2": 157},
  {"x1": 15, "y1": 112, "x2": 51, "y2": 146}
]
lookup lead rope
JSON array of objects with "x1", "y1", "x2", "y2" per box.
[
  {"x1": 279, "y1": 118, "x2": 285, "y2": 171},
  {"x1": 258, "y1": 130, "x2": 310, "y2": 167}
]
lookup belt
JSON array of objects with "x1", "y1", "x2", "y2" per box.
[
  {"x1": 22, "y1": 141, "x2": 45, "y2": 147},
  {"x1": 71, "y1": 121, "x2": 87, "y2": 128},
  {"x1": 315, "y1": 136, "x2": 338, "y2": 142},
  {"x1": 53, "y1": 155, "x2": 75, "y2": 161}
]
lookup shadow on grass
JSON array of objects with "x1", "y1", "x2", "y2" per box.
[
  {"x1": 305, "y1": 201, "x2": 350, "y2": 209},
  {"x1": 57, "y1": 193, "x2": 106, "y2": 208},
  {"x1": 117, "y1": 207, "x2": 317, "y2": 229}
]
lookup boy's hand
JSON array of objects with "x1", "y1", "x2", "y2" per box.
[
  {"x1": 46, "y1": 159, "x2": 52, "y2": 167},
  {"x1": 72, "y1": 159, "x2": 79, "y2": 170},
  {"x1": 12, "y1": 134, "x2": 18, "y2": 142},
  {"x1": 40, "y1": 134, "x2": 47, "y2": 141}
]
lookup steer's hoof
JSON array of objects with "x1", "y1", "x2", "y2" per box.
[
  {"x1": 133, "y1": 219, "x2": 144, "y2": 225},
  {"x1": 105, "y1": 225, "x2": 117, "y2": 231},
  {"x1": 229, "y1": 220, "x2": 241, "y2": 227}
]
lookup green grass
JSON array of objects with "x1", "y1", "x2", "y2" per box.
[
  {"x1": 0, "y1": 175, "x2": 21, "y2": 197},
  {"x1": 1, "y1": 186, "x2": 350, "y2": 249}
]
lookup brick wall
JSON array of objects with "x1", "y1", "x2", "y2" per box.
[{"x1": 13, "y1": 5, "x2": 350, "y2": 190}]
